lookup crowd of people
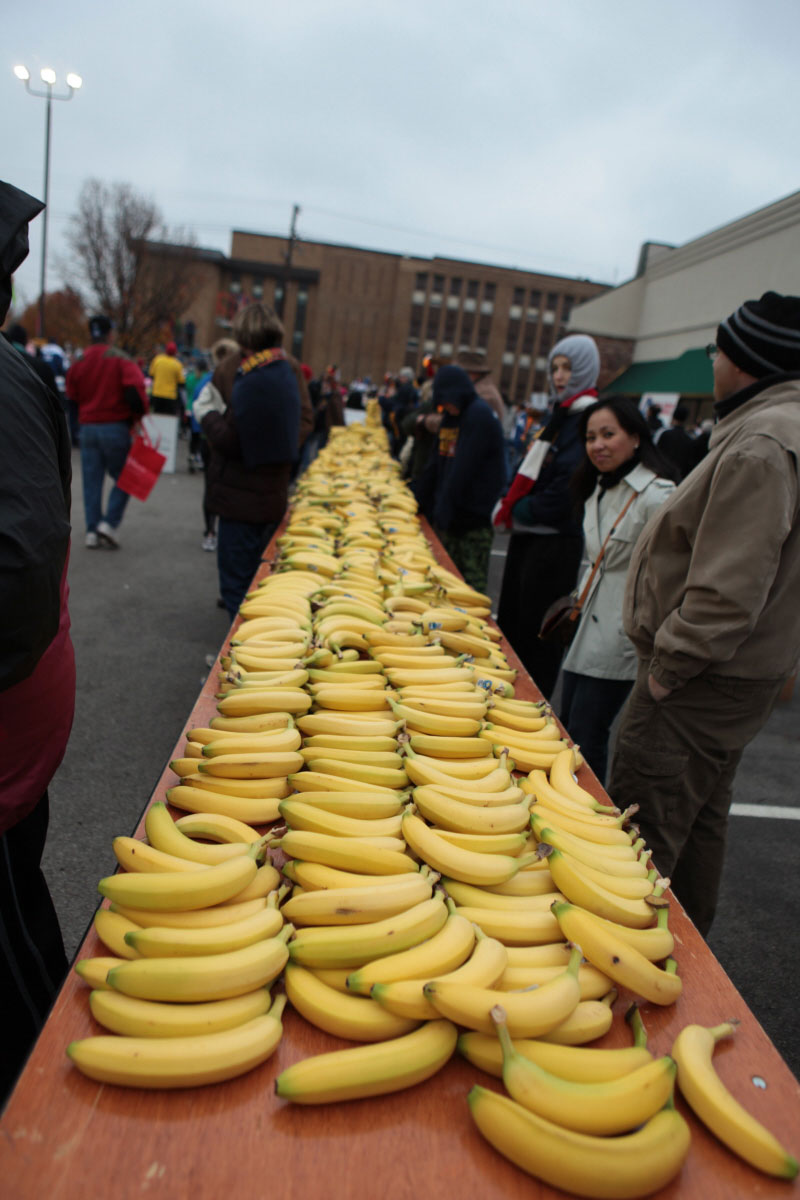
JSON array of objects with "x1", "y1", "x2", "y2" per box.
[{"x1": 2, "y1": 177, "x2": 800, "y2": 1106}]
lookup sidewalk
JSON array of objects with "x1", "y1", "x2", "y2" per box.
[{"x1": 45, "y1": 447, "x2": 799, "y2": 1079}]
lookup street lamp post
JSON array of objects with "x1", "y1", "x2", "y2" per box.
[{"x1": 13, "y1": 65, "x2": 82, "y2": 339}]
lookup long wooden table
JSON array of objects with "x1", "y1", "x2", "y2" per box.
[{"x1": 2, "y1": 524, "x2": 798, "y2": 1199}]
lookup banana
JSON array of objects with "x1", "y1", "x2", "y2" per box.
[
  {"x1": 183, "y1": 740, "x2": 204, "y2": 758},
  {"x1": 288, "y1": 770, "x2": 405, "y2": 797},
  {"x1": 389, "y1": 700, "x2": 483, "y2": 736},
  {"x1": 435, "y1": 829, "x2": 530, "y2": 856},
  {"x1": 530, "y1": 800, "x2": 637, "y2": 847},
  {"x1": 93, "y1": 908, "x2": 142, "y2": 959},
  {"x1": 407, "y1": 733, "x2": 492, "y2": 760},
  {"x1": 216, "y1": 689, "x2": 312, "y2": 716},
  {"x1": 498, "y1": 962, "x2": 612, "y2": 1000},
  {"x1": 412, "y1": 787, "x2": 530, "y2": 835},
  {"x1": 549, "y1": 747, "x2": 606, "y2": 806},
  {"x1": 145, "y1": 802, "x2": 256, "y2": 864},
  {"x1": 526, "y1": 767, "x2": 620, "y2": 816},
  {"x1": 274, "y1": 1019, "x2": 457, "y2": 1104},
  {"x1": 201, "y1": 728, "x2": 303, "y2": 756},
  {"x1": 531, "y1": 816, "x2": 648, "y2": 873},
  {"x1": 385, "y1": 666, "x2": 475, "y2": 688},
  {"x1": 371, "y1": 929, "x2": 508, "y2": 1021},
  {"x1": 68, "y1": 995, "x2": 288, "y2": 1089},
  {"x1": 169, "y1": 757, "x2": 202, "y2": 778},
  {"x1": 75, "y1": 956, "x2": 124, "y2": 989},
  {"x1": 301, "y1": 733, "x2": 398, "y2": 752},
  {"x1": 558, "y1": 904, "x2": 675, "y2": 963},
  {"x1": 504, "y1": 942, "x2": 572, "y2": 967},
  {"x1": 227, "y1": 667, "x2": 310, "y2": 689},
  {"x1": 468, "y1": 1086, "x2": 690, "y2": 1198},
  {"x1": 672, "y1": 1022, "x2": 798, "y2": 1178},
  {"x1": 452, "y1": 904, "x2": 561, "y2": 946},
  {"x1": 306, "y1": 670, "x2": 387, "y2": 687},
  {"x1": 125, "y1": 898, "x2": 284, "y2": 957},
  {"x1": 540, "y1": 993, "x2": 617, "y2": 1045},
  {"x1": 544, "y1": 848, "x2": 657, "y2": 929},
  {"x1": 106, "y1": 927, "x2": 291, "y2": 1002},
  {"x1": 346, "y1": 905, "x2": 476, "y2": 995},
  {"x1": 302, "y1": 757, "x2": 409, "y2": 790},
  {"x1": 548, "y1": 851, "x2": 655, "y2": 901},
  {"x1": 115, "y1": 832, "x2": 247, "y2": 877},
  {"x1": 166, "y1": 784, "x2": 284, "y2": 825},
  {"x1": 208, "y1": 712, "x2": 296, "y2": 734},
  {"x1": 363, "y1": 629, "x2": 430, "y2": 649},
  {"x1": 278, "y1": 798, "x2": 403, "y2": 841},
  {"x1": 398, "y1": 681, "x2": 479, "y2": 696},
  {"x1": 458, "y1": 1029, "x2": 653, "y2": 1082},
  {"x1": 414, "y1": 781, "x2": 525, "y2": 807},
  {"x1": 486, "y1": 706, "x2": 551, "y2": 733},
  {"x1": 221, "y1": 861, "x2": 286, "y2": 904},
  {"x1": 425, "y1": 944, "x2": 581, "y2": 1037},
  {"x1": 285, "y1": 790, "x2": 405, "y2": 820},
  {"x1": 285, "y1": 963, "x2": 418, "y2": 1042},
  {"x1": 288, "y1": 895, "x2": 448, "y2": 969},
  {"x1": 402, "y1": 812, "x2": 536, "y2": 887},
  {"x1": 89, "y1": 985, "x2": 272, "y2": 1038},
  {"x1": 98, "y1": 848, "x2": 259, "y2": 912},
  {"x1": 441, "y1": 878, "x2": 560, "y2": 911},
  {"x1": 110, "y1": 896, "x2": 269, "y2": 929},
  {"x1": 296, "y1": 712, "x2": 400, "y2": 738},
  {"x1": 431, "y1": 629, "x2": 494, "y2": 658},
  {"x1": 196, "y1": 749, "x2": 304, "y2": 779},
  {"x1": 281, "y1": 872, "x2": 433, "y2": 926},
  {"x1": 285, "y1": 861, "x2": 427, "y2": 892},
  {"x1": 184, "y1": 772, "x2": 293, "y2": 799},
  {"x1": 491, "y1": 1004, "x2": 676, "y2": 1134},
  {"x1": 481, "y1": 866, "x2": 556, "y2": 896},
  {"x1": 275, "y1": 829, "x2": 416, "y2": 876}
]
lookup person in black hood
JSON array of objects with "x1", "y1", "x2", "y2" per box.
[
  {"x1": 0, "y1": 179, "x2": 75, "y2": 1103},
  {"x1": 412, "y1": 364, "x2": 506, "y2": 592}
]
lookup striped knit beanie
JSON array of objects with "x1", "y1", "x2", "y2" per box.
[{"x1": 717, "y1": 292, "x2": 800, "y2": 378}]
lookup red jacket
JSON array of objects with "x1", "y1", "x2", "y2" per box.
[{"x1": 66, "y1": 343, "x2": 148, "y2": 424}]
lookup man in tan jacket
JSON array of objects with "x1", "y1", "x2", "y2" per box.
[{"x1": 608, "y1": 291, "x2": 800, "y2": 935}]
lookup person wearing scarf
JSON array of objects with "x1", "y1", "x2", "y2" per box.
[
  {"x1": 494, "y1": 333, "x2": 600, "y2": 697},
  {"x1": 559, "y1": 397, "x2": 676, "y2": 783}
]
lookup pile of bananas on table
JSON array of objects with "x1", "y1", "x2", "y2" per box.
[{"x1": 69, "y1": 423, "x2": 797, "y2": 1195}]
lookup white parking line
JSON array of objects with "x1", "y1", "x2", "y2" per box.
[
  {"x1": 490, "y1": 549, "x2": 507, "y2": 557},
  {"x1": 730, "y1": 804, "x2": 800, "y2": 820}
]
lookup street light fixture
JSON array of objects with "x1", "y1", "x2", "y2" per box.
[{"x1": 13, "y1": 64, "x2": 82, "y2": 338}]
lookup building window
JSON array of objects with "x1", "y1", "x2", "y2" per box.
[
  {"x1": 505, "y1": 319, "x2": 521, "y2": 351},
  {"x1": 480, "y1": 300, "x2": 494, "y2": 315},
  {"x1": 509, "y1": 304, "x2": 522, "y2": 320},
  {"x1": 536, "y1": 356, "x2": 548, "y2": 371},
  {"x1": 428, "y1": 293, "x2": 442, "y2": 307},
  {"x1": 460, "y1": 311, "x2": 475, "y2": 342},
  {"x1": 500, "y1": 363, "x2": 513, "y2": 392},
  {"x1": 406, "y1": 336, "x2": 419, "y2": 350},
  {"x1": 562, "y1": 294, "x2": 575, "y2": 320},
  {"x1": 440, "y1": 341, "x2": 453, "y2": 355},
  {"x1": 443, "y1": 309, "x2": 458, "y2": 340},
  {"x1": 527, "y1": 305, "x2": 539, "y2": 321},
  {"x1": 483, "y1": 282, "x2": 496, "y2": 300},
  {"x1": 529, "y1": 289, "x2": 542, "y2": 307},
  {"x1": 252, "y1": 281, "x2": 263, "y2": 299},
  {"x1": 274, "y1": 284, "x2": 284, "y2": 309},
  {"x1": 521, "y1": 323, "x2": 536, "y2": 354},
  {"x1": 542, "y1": 310, "x2": 555, "y2": 325},
  {"x1": 450, "y1": 277, "x2": 462, "y2": 295},
  {"x1": 408, "y1": 304, "x2": 423, "y2": 338},
  {"x1": 515, "y1": 377, "x2": 528, "y2": 403},
  {"x1": 546, "y1": 291, "x2": 559, "y2": 310},
  {"x1": 513, "y1": 286, "x2": 525, "y2": 305},
  {"x1": 424, "y1": 339, "x2": 436, "y2": 352},
  {"x1": 446, "y1": 295, "x2": 460, "y2": 310},
  {"x1": 433, "y1": 274, "x2": 445, "y2": 293},
  {"x1": 462, "y1": 297, "x2": 477, "y2": 313},
  {"x1": 477, "y1": 313, "x2": 492, "y2": 347},
  {"x1": 518, "y1": 353, "x2": 531, "y2": 369},
  {"x1": 502, "y1": 351, "x2": 515, "y2": 366},
  {"x1": 467, "y1": 279, "x2": 480, "y2": 299},
  {"x1": 412, "y1": 289, "x2": 426, "y2": 305},
  {"x1": 229, "y1": 277, "x2": 241, "y2": 294},
  {"x1": 426, "y1": 308, "x2": 441, "y2": 339},
  {"x1": 415, "y1": 272, "x2": 428, "y2": 290}
]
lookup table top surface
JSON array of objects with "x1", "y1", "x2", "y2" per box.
[{"x1": 3, "y1": 524, "x2": 798, "y2": 1200}]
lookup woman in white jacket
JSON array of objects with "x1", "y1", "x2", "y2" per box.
[{"x1": 560, "y1": 397, "x2": 678, "y2": 783}]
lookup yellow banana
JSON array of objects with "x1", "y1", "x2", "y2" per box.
[
  {"x1": 389, "y1": 700, "x2": 483, "y2": 736},
  {"x1": 504, "y1": 942, "x2": 572, "y2": 967},
  {"x1": 486, "y1": 706, "x2": 551, "y2": 733},
  {"x1": 110, "y1": 837, "x2": 211, "y2": 876},
  {"x1": 288, "y1": 770, "x2": 405, "y2": 797},
  {"x1": 431, "y1": 629, "x2": 494, "y2": 658},
  {"x1": 531, "y1": 816, "x2": 647, "y2": 873},
  {"x1": 278, "y1": 798, "x2": 403, "y2": 840},
  {"x1": 74, "y1": 956, "x2": 124, "y2": 989},
  {"x1": 275, "y1": 829, "x2": 416, "y2": 876},
  {"x1": 371, "y1": 929, "x2": 508, "y2": 1021},
  {"x1": 425, "y1": 944, "x2": 581, "y2": 1037},
  {"x1": 166, "y1": 783, "x2": 284, "y2": 825},
  {"x1": 530, "y1": 800, "x2": 637, "y2": 847},
  {"x1": 283, "y1": 790, "x2": 404, "y2": 819},
  {"x1": 403, "y1": 752, "x2": 513, "y2": 791},
  {"x1": 302, "y1": 757, "x2": 409, "y2": 790},
  {"x1": 435, "y1": 829, "x2": 529, "y2": 856},
  {"x1": 93, "y1": 908, "x2": 142, "y2": 959},
  {"x1": 559, "y1": 905, "x2": 675, "y2": 963},
  {"x1": 498, "y1": 962, "x2": 612, "y2": 1001},
  {"x1": 284, "y1": 964, "x2": 418, "y2": 1042},
  {"x1": 301, "y1": 733, "x2": 398, "y2": 752},
  {"x1": 184, "y1": 772, "x2": 292, "y2": 799},
  {"x1": 458, "y1": 1029, "x2": 653, "y2": 1082},
  {"x1": 281, "y1": 872, "x2": 433, "y2": 926},
  {"x1": 296, "y1": 711, "x2": 400, "y2": 738},
  {"x1": 549, "y1": 747, "x2": 605, "y2": 806},
  {"x1": 110, "y1": 896, "x2": 269, "y2": 929},
  {"x1": 125, "y1": 898, "x2": 284, "y2": 958},
  {"x1": 452, "y1": 904, "x2": 561, "y2": 946},
  {"x1": 288, "y1": 895, "x2": 447, "y2": 969},
  {"x1": 89, "y1": 986, "x2": 272, "y2": 1038},
  {"x1": 106, "y1": 927, "x2": 291, "y2": 1002},
  {"x1": 526, "y1": 768, "x2": 622, "y2": 818},
  {"x1": 298, "y1": 746, "x2": 404, "y2": 769},
  {"x1": 412, "y1": 786, "x2": 530, "y2": 835},
  {"x1": 346, "y1": 905, "x2": 476, "y2": 995},
  {"x1": 201, "y1": 728, "x2": 302, "y2": 756},
  {"x1": 407, "y1": 733, "x2": 492, "y2": 760},
  {"x1": 549, "y1": 851, "x2": 655, "y2": 900},
  {"x1": 169, "y1": 757, "x2": 202, "y2": 778},
  {"x1": 672, "y1": 1022, "x2": 798, "y2": 1179},
  {"x1": 385, "y1": 666, "x2": 475, "y2": 687},
  {"x1": 284, "y1": 860, "x2": 428, "y2": 892},
  {"x1": 208, "y1": 712, "x2": 296, "y2": 734},
  {"x1": 220, "y1": 861, "x2": 282, "y2": 904},
  {"x1": 441, "y1": 878, "x2": 560, "y2": 911},
  {"x1": 468, "y1": 1086, "x2": 690, "y2": 1198},
  {"x1": 544, "y1": 848, "x2": 657, "y2": 929},
  {"x1": 413, "y1": 781, "x2": 525, "y2": 807},
  {"x1": 401, "y1": 811, "x2": 536, "y2": 887},
  {"x1": 274, "y1": 1019, "x2": 457, "y2": 1104},
  {"x1": 481, "y1": 866, "x2": 556, "y2": 896},
  {"x1": 196, "y1": 749, "x2": 304, "y2": 779},
  {"x1": 173, "y1": 811, "x2": 262, "y2": 843},
  {"x1": 68, "y1": 995, "x2": 288, "y2": 1089},
  {"x1": 540, "y1": 993, "x2": 617, "y2": 1045},
  {"x1": 98, "y1": 848, "x2": 258, "y2": 912},
  {"x1": 216, "y1": 689, "x2": 312, "y2": 716},
  {"x1": 144, "y1": 802, "x2": 255, "y2": 865}
]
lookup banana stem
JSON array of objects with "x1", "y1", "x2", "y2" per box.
[
  {"x1": 268, "y1": 992, "x2": 289, "y2": 1020},
  {"x1": 709, "y1": 1021, "x2": 739, "y2": 1042},
  {"x1": 625, "y1": 1002, "x2": 649, "y2": 1048}
]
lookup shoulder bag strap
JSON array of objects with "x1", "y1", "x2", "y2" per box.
[{"x1": 572, "y1": 488, "x2": 638, "y2": 617}]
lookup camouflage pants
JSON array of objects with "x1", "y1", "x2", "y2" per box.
[{"x1": 436, "y1": 524, "x2": 494, "y2": 594}]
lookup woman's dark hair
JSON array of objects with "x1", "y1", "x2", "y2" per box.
[{"x1": 571, "y1": 395, "x2": 679, "y2": 505}]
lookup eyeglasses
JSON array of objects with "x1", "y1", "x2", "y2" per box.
[{"x1": 705, "y1": 343, "x2": 719, "y2": 361}]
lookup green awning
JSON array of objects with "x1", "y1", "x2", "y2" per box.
[{"x1": 604, "y1": 348, "x2": 713, "y2": 397}]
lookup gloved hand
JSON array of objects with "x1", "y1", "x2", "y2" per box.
[{"x1": 193, "y1": 382, "x2": 225, "y2": 424}]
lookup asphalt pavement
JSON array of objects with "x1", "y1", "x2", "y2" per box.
[{"x1": 44, "y1": 441, "x2": 799, "y2": 1081}]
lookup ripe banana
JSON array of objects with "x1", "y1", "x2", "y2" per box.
[
  {"x1": 389, "y1": 700, "x2": 483, "y2": 736},
  {"x1": 125, "y1": 899, "x2": 284, "y2": 958},
  {"x1": 544, "y1": 848, "x2": 657, "y2": 929},
  {"x1": 559, "y1": 904, "x2": 675, "y2": 963},
  {"x1": 281, "y1": 872, "x2": 433, "y2": 926},
  {"x1": 371, "y1": 929, "x2": 508, "y2": 1021},
  {"x1": 288, "y1": 770, "x2": 404, "y2": 796},
  {"x1": 201, "y1": 727, "x2": 303, "y2": 756},
  {"x1": 451, "y1": 904, "x2": 561, "y2": 946},
  {"x1": 274, "y1": 1019, "x2": 457, "y2": 1104},
  {"x1": 407, "y1": 734, "x2": 492, "y2": 760},
  {"x1": 498, "y1": 962, "x2": 611, "y2": 1000},
  {"x1": 285, "y1": 860, "x2": 427, "y2": 892},
  {"x1": 98, "y1": 848, "x2": 259, "y2": 912},
  {"x1": 288, "y1": 895, "x2": 447, "y2": 969},
  {"x1": 106, "y1": 927, "x2": 291, "y2": 1002},
  {"x1": 184, "y1": 772, "x2": 293, "y2": 799},
  {"x1": 527, "y1": 767, "x2": 619, "y2": 816},
  {"x1": 145, "y1": 803, "x2": 255, "y2": 865},
  {"x1": 275, "y1": 829, "x2": 416, "y2": 876},
  {"x1": 530, "y1": 799, "x2": 636, "y2": 846},
  {"x1": 278, "y1": 798, "x2": 403, "y2": 840},
  {"x1": 412, "y1": 787, "x2": 530, "y2": 835},
  {"x1": 385, "y1": 667, "x2": 475, "y2": 688},
  {"x1": 531, "y1": 816, "x2": 648, "y2": 874},
  {"x1": 302, "y1": 756, "x2": 409, "y2": 789},
  {"x1": 68, "y1": 996, "x2": 288, "y2": 1089},
  {"x1": 296, "y1": 712, "x2": 400, "y2": 738},
  {"x1": 94, "y1": 908, "x2": 142, "y2": 959},
  {"x1": 110, "y1": 896, "x2": 269, "y2": 930},
  {"x1": 425, "y1": 944, "x2": 581, "y2": 1037},
  {"x1": 441, "y1": 878, "x2": 560, "y2": 911},
  {"x1": 458, "y1": 1029, "x2": 652, "y2": 1082},
  {"x1": 281, "y1": 790, "x2": 405, "y2": 819},
  {"x1": 435, "y1": 829, "x2": 529, "y2": 856},
  {"x1": 111, "y1": 836, "x2": 207, "y2": 875},
  {"x1": 197, "y1": 749, "x2": 304, "y2": 779},
  {"x1": 301, "y1": 733, "x2": 398, "y2": 752},
  {"x1": 481, "y1": 865, "x2": 555, "y2": 896},
  {"x1": 346, "y1": 905, "x2": 475, "y2": 995},
  {"x1": 208, "y1": 712, "x2": 295, "y2": 735},
  {"x1": 285, "y1": 963, "x2": 418, "y2": 1042},
  {"x1": 75, "y1": 956, "x2": 124, "y2": 989},
  {"x1": 166, "y1": 784, "x2": 284, "y2": 825},
  {"x1": 89, "y1": 985, "x2": 272, "y2": 1038},
  {"x1": 402, "y1": 812, "x2": 536, "y2": 887},
  {"x1": 468, "y1": 1085, "x2": 690, "y2": 1199},
  {"x1": 216, "y1": 689, "x2": 312, "y2": 716},
  {"x1": 672, "y1": 1022, "x2": 798, "y2": 1178}
]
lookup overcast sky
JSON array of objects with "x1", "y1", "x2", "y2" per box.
[{"x1": 5, "y1": 0, "x2": 800, "y2": 311}]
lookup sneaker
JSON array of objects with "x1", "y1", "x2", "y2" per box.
[
  {"x1": 97, "y1": 520, "x2": 119, "y2": 548},
  {"x1": 85, "y1": 531, "x2": 100, "y2": 548},
  {"x1": 202, "y1": 533, "x2": 217, "y2": 552}
]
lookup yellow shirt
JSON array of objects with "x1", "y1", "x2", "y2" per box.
[{"x1": 149, "y1": 354, "x2": 185, "y2": 400}]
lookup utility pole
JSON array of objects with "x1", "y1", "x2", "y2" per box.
[{"x1": 276, "y1": 204, "x2": 300, "y2": 319}]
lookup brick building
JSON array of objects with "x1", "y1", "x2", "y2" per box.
[{"x1": 164, "y1": 230, "x2": 624, "y2": 399}]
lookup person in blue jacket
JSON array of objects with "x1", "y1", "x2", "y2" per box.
[{"x1": 413, "y1": 364, "x2": 506, "y2": 592}]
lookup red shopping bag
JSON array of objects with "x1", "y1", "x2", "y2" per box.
[{"x1": 116, "y1": 425, "x2": 167, "y2": 501}]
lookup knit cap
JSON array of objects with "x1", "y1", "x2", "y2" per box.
[{"x1": 717, "y1": 292, "x2": 800, "y2": 378}]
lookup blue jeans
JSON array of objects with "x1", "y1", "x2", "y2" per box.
[
  {"x1": 80, "y1": 422, "x2": 132, "y2": 532},
  {"x1": 217, "y1": 518, "x2": 278, "y2": 619},
  {"x1": 559, "y1": 669, "x2": 633, "y2": 786}
]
